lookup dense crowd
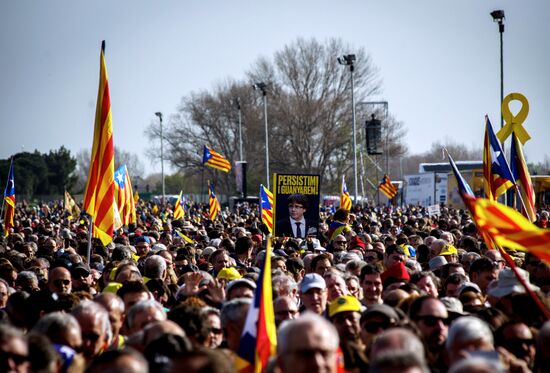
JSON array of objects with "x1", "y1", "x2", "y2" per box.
[{"x1": 0, "y1": 199, "x2": 549, "y2": 373}]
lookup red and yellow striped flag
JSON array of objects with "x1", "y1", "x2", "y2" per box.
[
  {"x1": 208, "y1": 181, "x2": 221, "y2": 221},
  {"x1": 173, "y1": 191, "x2": 185, "y2": 220},
  {"x1": 82, "y1": 41, "x2": 115, "y2": 245},
  {"x1": 203, "y1": 145, "x2": 231, "y2": 173},
  {"x1": 379, "y1": 174, "x2": 397, "y2": 199},
  {"x1": 340, "y1": 175, "x2": 352, "y2": 210},
  {"x1": 472, "y1": 198, "x2": 550, "y2": 266},
  {"x1": 260, "y1": 184, "x2": 273, "y2": 234}
]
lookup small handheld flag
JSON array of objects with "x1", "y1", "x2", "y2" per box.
[
  {"x1": 260, "y1": 184, "x2": 274, "y2": 234},
  {"x1": 173, "y1": 191, "x2": 185, "y2": 220},
  {"x1": 64, "y1": 191, "x2": 81, "y2": 221},
  {"x1": 3, "y1": 161, "x2": 15, "y2": 237},
  {"x1": 236, "y1": 239, "x2": 277, "y2": 372},
  {"x1": 340, "y1": 176, "x2": 352, "y2": 210},
  {"x1": 208, "y1": 181, "x2": 221, "y2": 221},
  {"x1": 114, "y1": 165, "x2": 136, "y2": 226},
  {"x1": 483, "y1": 116, "x2": 515, "y2": 200},
  {"x1": 203, "y1": 145, "x2": 231, "y2": 173},
  {"x1": 378, "y1": 174, "x2": 397, "y2": 199}
]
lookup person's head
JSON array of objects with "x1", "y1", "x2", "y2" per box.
[
  {"x1": 48, "y1": 266, "x2": 72, "y2": 294},
  {"x1": 369, "y1": 350, "x2": 428, "y2": 373},
  {"x1": 328, "y1": 295, "x2": 362, "y2": 343},
  {"x1": 0, "y1": 324, "x2": 29, "y2": 373},
  {"x1": 409, "y1": 296, "x2": 449, "y2": 351},
  {"x1": 127, "y1": 299, "x2": 167, "y2": 335},
  {"x1": 277, "y1": 313, "x2": 339, "y2": 373},
  {"x1": 0, "y1": 279, "x2": 9, "y2": 308},
  {"x1": 114, "y1": 263, "x2": 142, "y2": 284},
  {"x1": 411, "y1": 271, "x2": 440, "y2": 298},
  {"x1": 226, "y1": 278, "x2": 256, "y2": 300},
  {"x1": 15, "y1": 271, "x2": 39, "y2": 293},
  {"x1": 144, "y1": 255, "x2": 167, "y2": 280},
  {"x1": 299, "y1": 273, "x2": 328, "y2": 315},
  {"x1": 287, "y1": 194, "x2": 308, "y2": 221},
  {"x1": 201, "y1": 307, "x2": 223, "y2": 349},
  {"x1": 359, "y1": 264, "x2": 383, "y2": 305},
  {"x1": 273, "y1": 296, "x2": 299, "y2": 327},
  {"x1": 220, "y1": 297, "x2": 251, "y2": 352},
  {"x1": 496, "y1": 321, "x2": 536, "y2": 367},
  {"x1": 134, "y1": 236, "x2": 151, "y2": 258},
  {"x1": 323, "y1": 272, "x2": 348, "y2": 302},
  {"x1": 209, "y1": 249, "x2": 231, "y2": 275},
  {"x1": 72, "y1": 300, "x2": 112, "y2": 362},
  {"x1": 446, "y1": 316, "x2": 494, "y2": 365},
  {"x1": 444, "y1": 273, "x2": 469, "y2": 298},
  {"x1": 32, "y1": 311, "x2": 82, "y2": 351},
  {"x1": 93, "y1": 292, "x2": 126, "y2": 341},
  {"x1": 469, "y1": 257, "x2": 499, "y2": 294},
  {"x1": 117, "y1": 280, "x2": 152, "y2": 314},
  {"x1": 484, "y1": 250, "x2": 505, "y2": 270},
  {"x1": 345, "y1": 275, "x2": 361, "y2": 299},
  {"x1": 235, "y1": 236, "x2": 254, "y2": 258},
  {"x1": 331, "y1": 235, "x2": 347, "y2": 252},
  {"x1": 370, "y1": 327, "x2": 425, "y2": 363},
  {"x1": 384, "y1": 245, "x2": 406, "y2": 269},
  {"x1": 311, "y1": 253, "x2": 332, "y2": 276},
  {"x1": 87, "y1": 347, "x2": 148, "y2": 373},
  {"x1": 359, "y1": 304, "x2": 400, "y2": 348}
]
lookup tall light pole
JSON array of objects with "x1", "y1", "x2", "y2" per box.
[
  {"x1": 338, "y1": 54, "x2": 358, "y2": 204},
  {"x1": 253, "y1": 82, "x2": 270, "y2": 189},
  {"x1": 155, "y1": 111, "x2": 165, "y2": 205},
  {"x1": 235, "y1": 98, "x2": 243, "y2": 161},
  {"x1": 491, "y1": 9, "x2": 505, "y2": 129}
]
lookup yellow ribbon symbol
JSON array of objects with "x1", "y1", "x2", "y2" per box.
[{"x1": 496, "y1": 93, "x2": 531, "y2": 145}]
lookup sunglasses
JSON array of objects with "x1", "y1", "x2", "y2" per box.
[
  {"x1": 417, "y1": 315, "x2": 450, "y2": 327},
  {"x1": 0, "y1": 351, "x2": 28, "y2": 365},
  {"x1": 209, "y1": 328, "x2": 223, "y2": 335},
  {"x1": 504, "y1": 338, "x2": 535, "y2": 348},
  {"x1": 82, "y1": 332, "x2": 101, "y2": 342},
  {"x1": 365, "y1": 256, "x2": 378, "y2": 261},
  {"x1": 54, "y1": 279, "x2": 71, "y2": 287},
  {"x1": 334, "y1": 241, "x2": 347, "y2": 245},
  {"x1": 363, "y1": 320, "x2": 391, "y2": 334}
]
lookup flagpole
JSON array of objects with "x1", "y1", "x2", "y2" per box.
[{"x1": 86, "y1": 216, "x2": 93, "y2": 264}]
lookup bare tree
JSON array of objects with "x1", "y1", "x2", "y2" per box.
[{"x1": 147, "y1": 37, "x2": 387, "y2": 195}]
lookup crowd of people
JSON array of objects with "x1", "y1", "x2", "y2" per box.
[{"x1": 0, "y1": 198, "x2": 549, "y2": 373}]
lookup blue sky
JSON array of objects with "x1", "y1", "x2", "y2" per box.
[{"x1": 1, "y1": 1, "x2": 549, "y2": 175}]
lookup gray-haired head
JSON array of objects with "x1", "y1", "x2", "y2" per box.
[
  {"x1": 144, "y1": 255, "x2": 167, "y2": 279},
  {"x1": 72, "y1": 300, "x2": 112, "y2": 344},
  {"x1": 127, "y1": 299, "x2": 166, "y2": 330},
  {"x1": 32, "y1": 311, "x2": 81, "y2": 342},
  {"x1": 220, "y1": 297, "x2": 251, "y2": 329},
  {"x1": 371, "y1": 327, "x2": 425, "y2": 363},
  {"x1": 277, "y1": 312, "x2": 339, "y2": 356},
  {"x1": 446, "y1": 316, "x2": 494, "y2": 364}
]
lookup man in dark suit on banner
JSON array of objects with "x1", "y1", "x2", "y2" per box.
[{"x1": 276, "y1": 193, "x2": 313, "y2": 239}]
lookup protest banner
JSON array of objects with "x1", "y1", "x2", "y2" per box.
[{"x1": 273, "y1": 173, "x2": 321, "y2": 238}]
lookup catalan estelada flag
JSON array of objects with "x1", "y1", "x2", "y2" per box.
[
  {"x1": 208, "y1": 181, "x2": 221, "y2": 221},
  {"x1": 114, "y1": 165, "x2": 136, "y2": 226},
  {"x1": 379, "y1": 174, "x2": 397, "y2": 199},
  {"x1": 510, "y1": 134, "x2": 536, "y2": 222},
  {"x1": 471, "y1": 198, "x2": 550, "y2": 266},
  {"x1": 82, "y1": 41, "x2": 116, "y2": 245},
  {"x1": 64, "y1": 191, "x2": 81, "y2": 221},
  {"x1": 203, "y1": 145, "x2": 231, "y2": 173},
  {"x1": 236, "y1": 239, "x2": 277, "y2": 373},
  {"x1": 340, "y1": 175, "x2": 352, "y2": 211},
  {"x1": 259, "y1": 184, "x2": 273, "y2": 234},
  {"x1": 483, "y1": 116, "x2": 515, "y2": 200},
  {"x1": 173, "y1": 190, "x2": 185, "y2": 220},
  {"x1": 3, "y1": 161, "x2": 15, "y2": 237}
]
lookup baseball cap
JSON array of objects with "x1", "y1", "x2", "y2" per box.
[
  {"x1": 226, "y1": 278, "x2": 257, "y2": 295},
  {"x1": 328, "y1": 295, "x2": 362, "y2": 318},
  {"x1": 299, "y1": 273, "x2": 326, "y2": 293},
  {"x1": 216, "y1": 267, "x2": 242, "y2": 281}
]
